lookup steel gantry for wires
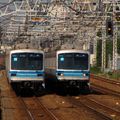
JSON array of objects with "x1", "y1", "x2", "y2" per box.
[{"x1": 0, "y1": 0, "x2": 120, "y2": 70}]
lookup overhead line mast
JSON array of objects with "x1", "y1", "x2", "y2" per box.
[
  {"x1": 0, "y1": 0, "x2": 120, "y2": 70},
  {"x1": 112, "y1": 1, "x2": 118, "y2": 70}
]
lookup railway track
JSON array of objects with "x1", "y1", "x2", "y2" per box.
[
  {"x1": 19, "y1": 97, "x2": 60, "y2": 120},
  {"x1": 91, "y1": 74, "x2": 120, "y2": 86},
  {"x1": 18, "y1": 97, "x2": 35, "y2": 120},
  {"x1": 1, "y1": 69, "x2": 120, "y2": 120},
  {"x1": 34, "y1": 97, "x2": 60, "y2": 120},
  {"x1": 91, "y1": 83, "x2": 120, "y2": 97},
  {"x1": 66, "y1": 96, "x2": 120, "y2": 120},
  {"x1": 90, "y1": 74, "x2": 120, "y2": 97},
  {"x1": 81, "y1": 96, "x2": 120, "y2": 119}
]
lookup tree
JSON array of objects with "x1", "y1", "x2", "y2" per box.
[
  {"x1": 96, "y1": 39, "x2": 102, "y2": 67},
  {"x1": 117, "y1": 35, "x2": 120, "y2": 54},
  {"x1": 106, "y1": 39, "x2": 113, "y2": 68}
]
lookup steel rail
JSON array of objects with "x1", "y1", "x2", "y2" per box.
[
  {"x1": 85, "y1": 97, "x2": 120, "y2": 116},
  {"x1": 34, "y1": 97, "x2": 60, "y2": 120},
  {"x1": 18, "y1": 97, "x2": 35, "y2": 120},
  {"x1": 91, "y1": 74, "x2": 120, "y2": 86},
  {"x1": 91, "y1": 84, "x2": 120, "y2": 97},
  {"x1": 85, "y1": 97, "x2": 120, "y2": 115},
  {"x1": 79, "y1": 96, "x2": 120, "y2": 120},
  {"x1": 66, "y1": 96, "x2": 112, "y2": 120}
]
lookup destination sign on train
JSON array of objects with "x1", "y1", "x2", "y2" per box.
[{"x1": 32, "y1": 17, "x2": 47, "y2": 22}]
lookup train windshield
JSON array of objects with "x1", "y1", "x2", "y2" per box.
[
  {"x1": 58, "y1": 53, "x2": 89, "y2": 70},
  {"x1": 11, "y1": 53, "x2": 43, "y2": 70}
]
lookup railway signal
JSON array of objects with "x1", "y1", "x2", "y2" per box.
[
  {"x1": 106, "y1": 20, "x2": 113, "y2": 36},
  {"x1": 115, "y1": 12, "x2": 120, "y2": 21}
]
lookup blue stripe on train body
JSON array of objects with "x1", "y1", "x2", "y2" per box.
[
  {"x1": 9, "y1": 70, "x2": 44, "y2": 79},
  {"x1": 56, "y1": 70, "x2": 90, "y2": 80}
]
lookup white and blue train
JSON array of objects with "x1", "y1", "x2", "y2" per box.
[
  {"x1": 45, "y1": 49, "x2": 90, "y2": 91},
  {"x1": 6, "y1": 49, "x2": 44, "y2": 91}
]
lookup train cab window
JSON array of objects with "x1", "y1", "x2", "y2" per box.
[
  {"x1": 74, "y1": 53, "x2": 88, "y2": 70},
  {"x1": 58, "y1": 53, "x2": 89, "y2": 70},
  {"x1": 11, "y1": 53, "x2": 43, "y2": 70}
]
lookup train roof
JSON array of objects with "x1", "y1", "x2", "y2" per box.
[
  {"x1": 45, "y1": 49, "x2": 89, "y2": 58},
  {"x1": 9, "y1": 49, "x2": 44, "y2": 54},
  {"x1": 57, "y1": 49, "x2": 89, "y2": 54}
]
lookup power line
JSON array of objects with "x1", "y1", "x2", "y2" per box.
[{"x1": 0, "y1": 0, "x2": 16, "y2": 9}]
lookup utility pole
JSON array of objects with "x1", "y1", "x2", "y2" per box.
[
  {"x1": 101, "y1": 21, "x2": 106, "y2": 71},
  {"x1": 100, "y1": 0, "x2": 106, "y2": 71},
  {"x1": 112, "y1": 2, "x2": 118, "y2": 70}
]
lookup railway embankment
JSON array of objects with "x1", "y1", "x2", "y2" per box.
[
  {"x1": 91, "y1": 74, "x2": 120, "y2": 94},
  {"x1": 0, "y1": 71, "x2": 3, "y2": 120},
  {"x1": 0, "y1": 70, "x2": 7, "y2": 120},
  {"x1": 0, "y1": 91, "x2": 1, "y2": 120},
  {"x1": 91, "y1": 67, "x2": 120, "y2": 81},
  {"x1": 0, "y1": 70, "x2": 120, "y2": 119}
]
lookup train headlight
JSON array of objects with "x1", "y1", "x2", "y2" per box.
[
  {"x1": 83, "y1": 74, "x2": 86, "y2": 77},
  {"x1": 60, "y1": 73, "x2": 64, "y2": 76},
  {"x1": 57, "y1": 73, "x2": 64, "y2": 76}
]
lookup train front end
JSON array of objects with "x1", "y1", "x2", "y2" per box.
[
  {"x1": 56, "y1": 50, "x2": 90, "y2": 90},
  {"x1": 8, "y1": 50, "x2": 44, "y2": 90}
]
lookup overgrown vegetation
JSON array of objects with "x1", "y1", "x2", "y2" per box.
[
  {"x1": 90, "y1": 66, "x2": 102, "y2": 74},
  {"x1": 106, "y1": 38, "x2": 113, "y2": 68},
  {"x1": 117, "y1": 35, "x2": 120, "y2": 54},
  {"x1": 92, "y1": 30, "x2": 120, "y2": 80},
  {"x1": 91, "y1": 66, "x2": 120, "y2": 80},
  {"x1": 100, "y1": 71, "x2": 120, "y2": 80},
  {"x1": 96, "y1": 39, "x2": 102, "y2": 67}
]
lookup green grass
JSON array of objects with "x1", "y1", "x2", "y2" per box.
[
  {"x1": 90, "y1": 66, "x2": 120, "y2": 80},
  {"x1": 104, "y1": 71, "x2": 120, "y2": 80},
  {"x1": 90, "y1": 66, "x2": 103, "y2": 74}
]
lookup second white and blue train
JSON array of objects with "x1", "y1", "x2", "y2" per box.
[{"x1": 45, "y1": 49, "x2": 90, "y2": 91}]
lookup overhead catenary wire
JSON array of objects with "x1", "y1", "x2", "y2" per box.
[{"x1": 0, "y1": 0, "x2": 16, "y2": 9}]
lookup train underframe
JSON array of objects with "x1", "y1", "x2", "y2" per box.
[
  {"x1": 57, "y1": 80, "x2": 90, "y2": 89},
  {"x1": 11, "y1": 81, "x2": 44, "y2": 92},
  {"x1": 45, "y1": 72, "x2": 90, "y2": 91},
  {"x1": 45, "y1": 75, "x2": 90, "y2": 93},
  {"x1": 56, "y1": 80, "x2": 90, "y2": 94}
]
